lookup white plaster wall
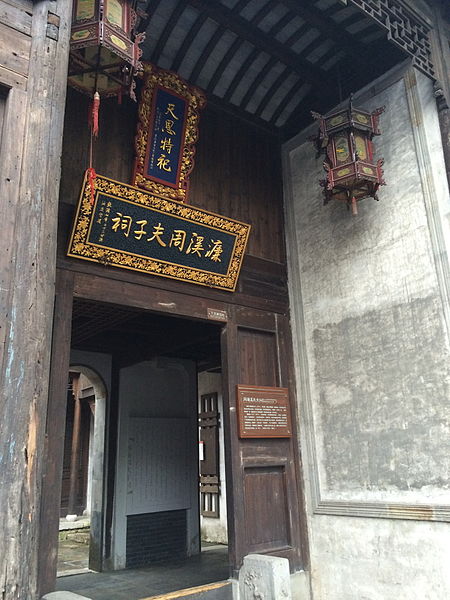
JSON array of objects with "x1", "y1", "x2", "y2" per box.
[
  {"x1": 112, "y1": 357, "x2": 199, "y2": 569},
  {"x1": 69, "y1": 351, "x2": 112, "y2": 513},
  {"x1": 198, "y1": 372, "x2": 228, "y2": 544},
  {"x1": 69, "y1": 350, "x2": 111, "y2": 559},
  {"x1": 283, "y1": 64, "x2": 450, "y2": 600},
  {"x1": 309, "y1": 517, "x2": 450, "y2": 600},
  {"x1": 70, "y1": 349, "x2": 112, "y2": 398}
]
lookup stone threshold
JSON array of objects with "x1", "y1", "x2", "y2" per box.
[
  {"x1": 59, "y1": 517, "x2": 90, "y2": 531},
  {"x1": 141, "y1": 580, "x2": 232, "y2": 600}
]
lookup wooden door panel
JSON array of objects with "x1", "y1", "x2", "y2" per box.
[
  {"x1": 222, "y1": 309, "x2": 306, "y2": 574},
  {"x1": 238, "y1": 329, "x2": 278, "y2": 386},
  {"x1": 244, "y1": 465, "x2": 290, "y2": 552}
]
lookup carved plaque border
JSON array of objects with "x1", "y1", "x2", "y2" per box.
[{"x1": 133, "y1": 63, "x2": 207, "y2": 203}]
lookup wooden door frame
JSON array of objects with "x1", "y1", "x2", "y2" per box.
[
  {"x1": 221, "y1": 307, "x2": 308, "y2": 575},
  {"x1": 38, "y1": 266, "x2": 308, "y2": 594}
]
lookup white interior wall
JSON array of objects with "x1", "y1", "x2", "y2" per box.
[
  {"x1": 112, "y1": 357, "x2": 199, "y2": 569},
  {"x1": 283, "y1": 63, "x2": 450, "y2": 600},
  {"x1": 69, "y1": 350, "x2": 111, "y2": 562}
]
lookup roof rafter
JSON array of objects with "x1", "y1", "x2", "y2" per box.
[
  {"x1": 186, "y1": 0, "x2": 331, "y2": 90},
  {"x1": 279, "y1": 0, "x2": 376, "y2": 70}
]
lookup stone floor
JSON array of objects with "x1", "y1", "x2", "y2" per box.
[
  {"x1": 57, "y1": 525, "x2": 90, "y2": 576},
  {"x1": 56, "y1": 545, "x2": 229, "y2": 600}
]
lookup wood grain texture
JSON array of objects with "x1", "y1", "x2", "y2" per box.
[
  {"x1": 2, "y1": 0, "x2": 33, "y2": 12},
  {"x1": 0, "y1": 21, "x2": 30, "y2": 76},
  {"x1": 189, "y1": 104, "x2": 286, "y2": 263},
  {"x1": 0, "y1": 0, "x2": 32, "y2": 35},
  {"x1": 59, "y1": 91, "x2": 286, "y2": 264},
  {"x1": 58, "y1": 201, "x2": 289, "y2": 315},
  {"x1": 218, "y1": 305, "x2": 306, "y2": 574},
  {"x1": 0, "y1": 87, "x2": 27, "y2": 371},
  {"x1": 0, "y1": 64, "x2": 27, "y2": 89},
  {"x1": 38, "y1": 270, "x2": 74, "y2": 596},
  {"x1": 0, "y1": 0, "x2": 72, "y2": 597}
]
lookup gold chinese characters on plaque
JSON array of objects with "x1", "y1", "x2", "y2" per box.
[
  {"x1": 133, "y1": 63, "x2": 206, "y2": 203},
  {"x1": 68, "y1": 172, "x2": 251, "y2": 292}
]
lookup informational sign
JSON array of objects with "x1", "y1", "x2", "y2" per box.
[
  {"x1": 68, "y1": 172, "x2": 250, "y2": 292},
  {"x1": 237, "y1": 385, "x2": 292, "y2": 438},
  {"x1": 133, "y1": 63, "x2": 206, "y2": 203}
]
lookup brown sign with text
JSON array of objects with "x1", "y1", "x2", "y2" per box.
[{"x1": 237, "y1": 385, "x2": 292, "y2": 438}]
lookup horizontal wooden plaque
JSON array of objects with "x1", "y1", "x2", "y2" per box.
[
  {"x1": 237, "y1": 385, "x2": 292, "y2": 438},
  {"x1": 68, "y1": 172, "x2": 250, "y2": 292}
]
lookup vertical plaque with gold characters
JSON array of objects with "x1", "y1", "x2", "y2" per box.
[{"x1": 133, "y1": 63, "x2": 206, "y2": 203}]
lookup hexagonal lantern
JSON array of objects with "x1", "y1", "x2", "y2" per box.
[
  {"x1": 68, "y1": 0, "x2": 143, "y2": 99},
  {"x1": 312, "y1": 95, "x2": 386, "y2": 215}
]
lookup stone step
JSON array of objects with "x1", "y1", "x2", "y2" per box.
[{"x1": 141, "y1": 581, "x2": 233, "y2": 600}]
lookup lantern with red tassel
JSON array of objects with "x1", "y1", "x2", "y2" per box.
[
  {"x1": 312, "y1": 95, "x2": 386, "y2": 215},
  {"x1": 68, "y1": 0, "x2": 144, "y2": 101}
]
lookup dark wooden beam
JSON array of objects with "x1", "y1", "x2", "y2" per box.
[
  {"x1": 222, "y1": 11, "x2": 302, "y2": 104},
  {"x1": 186, "y1": 0, "x2": 329, "y2": 90},
  {"x1": 149, "y1": 1, "x2": 187, "y2": 64},
  {"x1": 207, "y1": 92, "x2": 280, "y2": 137},
  {"x1": 171, "y1": 11, "x2": 209, "y2": 73},
  {"x1": 270, "y1": 80, "x2": 315, "y2": 129},
  {"x1": 206, "y1": 36, "x2": 242, "y2": 95},
  {"x1": 279, "y1": 88, "x2": 321, "y2": 139},
  {"x1": 279, "y1": 0, "x2": 376, "y2": 70},
  {"x1": 206, "y1": 0, "x2": 288, "y2": 98},
  {"x1": 240, "y1": 56, "x2": 278, "y2": 110},
  {"x1": 254, "y1": 21, "x2": 317, "y2": 124},
  {"x1": 189, "y1": 23, "x2": 227, "y2": 84},
  {"x1": 136, "y1": 0, "x2": 163, "y2": 34},
  {"x1": 253, "y1": 65, "x2": 290, "y2": 119},
  {"x1": 222, "y1": 46, "x2": 259, "y2": 104}
]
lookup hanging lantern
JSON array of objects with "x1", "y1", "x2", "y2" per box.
[
  {"x1": 68, "y1": 0, "x2": 144, "y2": 99},
  {"x1": 312, "y1": 95, "x2": 386, "y2": 215}
]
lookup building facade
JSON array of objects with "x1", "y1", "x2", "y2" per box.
[{"x1": 0, "y1": 1, "x2": 449, "y2": 599}]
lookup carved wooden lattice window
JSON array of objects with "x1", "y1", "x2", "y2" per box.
[
  {"x1": 342, "y1": 0, "x2": 434, "y2": 77},
  {"x1": 199, "y1": 392, "x2": 220, "y2": 518}
]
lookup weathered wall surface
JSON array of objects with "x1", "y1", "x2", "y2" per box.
[{"x1": 284, "y1": 64, "x2": 450, "y2": 599}]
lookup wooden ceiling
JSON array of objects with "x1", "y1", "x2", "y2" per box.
[
  {"x1": 71, "y1": 299, "x2": 222, "y2": 371},
  {"x1": 137, "y1": 0, "x2": 406, "y2": 138}
]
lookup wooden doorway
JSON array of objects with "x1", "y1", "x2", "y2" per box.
[
  {"x1": 57, "y1": 366, "x2": 108, "y2": 577},
  {"x1": 38, "y1": 268, "x2": 308, "y2": 596},
  {"x1": 60, "y1": 372, "x2": 91, "y2": 520}
]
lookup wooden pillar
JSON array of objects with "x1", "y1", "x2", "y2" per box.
[
  {"x1": 0, "y1": 0, "x2": 72, "y2": 597},
  {"x1": 67, "y1": 373, "x2": 82, "y2": 517},
  {"x1": 38, "y1": 269, "x2": 74, "y2": 597}
]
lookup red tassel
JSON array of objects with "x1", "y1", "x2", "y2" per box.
[
  {"x1": 351, "y1": 196, "x2": 358, "y2": 216},
  {"x1": 87, "y1": 167, "x2": 97, "y2": 206},
  {"x1": 91, "y1": 92, "x2": 100, "y2": 138}
]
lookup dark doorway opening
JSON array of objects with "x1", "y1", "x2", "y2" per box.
[{"x1": 56, "y1": 298, "x2": 229, "y2": 599}]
